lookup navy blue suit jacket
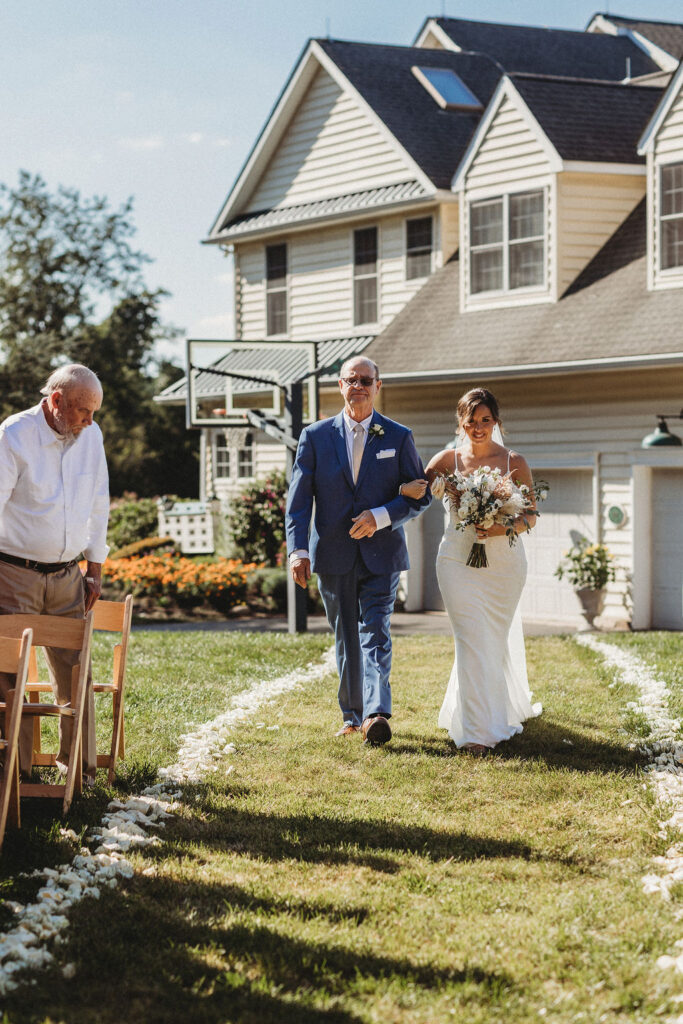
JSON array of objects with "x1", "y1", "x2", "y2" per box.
[{"x1": 285, "y1": 410, "x2": 431, "y2": 576}]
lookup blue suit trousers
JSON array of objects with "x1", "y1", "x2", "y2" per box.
[{"x1": 317, "y1": 553, "x2": 400, "y2": 726}]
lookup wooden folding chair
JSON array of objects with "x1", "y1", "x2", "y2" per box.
[
  {"x1": 0, "y1": 612, "x2": 94, "y2": 814},
  {"x1": 28, "y1": 596, "x2": 133, "y2": 785},
  {"x1": 92, "y1": 596, "x2": 133, "y2": 783},
  {"x1": 0, "y1": 628, "x2": 32, "y2": 849}
]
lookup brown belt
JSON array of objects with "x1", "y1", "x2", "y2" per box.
[{"x1": 0, "y1": 551, "x2": 79, "y2": 574}]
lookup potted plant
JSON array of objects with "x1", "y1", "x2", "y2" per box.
[{"x1": 555, "y1": 536, "x2": 617, "y2": 627}]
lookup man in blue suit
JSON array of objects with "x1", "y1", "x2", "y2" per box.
[{"x1": 286, "y1": 356, "x2": 430, "y2": 744}]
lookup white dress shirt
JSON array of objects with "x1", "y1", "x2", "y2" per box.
[
  {"x1": 290, "y1": 412, "x2": 390, "y2": 563},
  {"x1": 0, "y1": 403, "x2": 110, "y2": 564}
]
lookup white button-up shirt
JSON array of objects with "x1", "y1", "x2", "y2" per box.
[{"x1": 0, "y1": 403, "x2": 110, "y2": 563}]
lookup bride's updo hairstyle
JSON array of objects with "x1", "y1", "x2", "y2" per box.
[{"x1": 456, "y1": 387, "x2": 503, "y2": 435}]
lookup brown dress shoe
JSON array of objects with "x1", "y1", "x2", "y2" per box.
[
  {"x1": 335, "y1": 723, "x2": 360, "y2": 736},
  {"x1": 361, "y1": 715, "x2": 392, "y2": 745}
]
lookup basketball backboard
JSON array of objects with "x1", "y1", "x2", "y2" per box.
[{"x1": 186, "y1": 339, "x2": 319, "y2": 429}]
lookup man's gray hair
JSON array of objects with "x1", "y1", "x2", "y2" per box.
[
  {"x1": 340, "y1": 355, "x2": 380, "y2": 379},
  {"x1": 40, "y1": 364, "x2": 102, "y2": 397}
]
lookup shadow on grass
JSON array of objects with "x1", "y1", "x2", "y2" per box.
[
  {"x1": 389, "y1": 715, "x2": 643, "y2": 774},
  {"x1": 171, "y1": 803, "x2": 560, "y2": 872},
  {"x1": 2, "y1": 877, "x2": 515, "y2": 1024}
]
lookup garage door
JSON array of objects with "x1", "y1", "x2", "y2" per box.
[
  {"x1": 652, "y1": 470, "x2": 683, "y2": 630},
  {"x1": 521, "y1": 469, "x2": 594, "y2": 625}
]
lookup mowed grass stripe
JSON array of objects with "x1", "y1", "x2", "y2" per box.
[{"x1": 2, "y1": 633, "x2": 682, "y2": 1023}]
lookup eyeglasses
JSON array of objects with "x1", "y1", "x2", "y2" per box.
[{"x1": 340, "y1": 376, "x2": 377, "y2": 388}]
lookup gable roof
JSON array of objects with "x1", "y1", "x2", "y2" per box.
[
  {"x1": 638, "y1": 60, "x2": 683, "y2": 155},
  {"x1": 416, "y1": 15, "x2": 660, "y2": 79},
  {"x1": 365, "y1": 200, "x2": 682, "y2": 381},
  {"x1": 512, "y1": 76, "x2": 662, "y2": 164},
  {"x1": 588, "y1": 13, "x2": 683, "y2": 64}
]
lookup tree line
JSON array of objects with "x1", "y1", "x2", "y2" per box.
[{"x1": 0, "y1": 171, "x2": 198, "y2": 497}]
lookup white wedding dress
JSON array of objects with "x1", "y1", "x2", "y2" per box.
[{"x1": 436, "y1": 449, "x2": 542, "y2": 748}]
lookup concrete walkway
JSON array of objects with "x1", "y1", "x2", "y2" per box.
[{"x1": 134, "y1": 610, "x2": 575, "y2": 636}]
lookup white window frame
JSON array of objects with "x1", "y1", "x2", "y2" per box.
[
  {"x1": 659, "y1": 161, "x2": 683, "y2": 275},
  {"x1": 265, "y1": 242, "x2": 288, "y2": 337},
  {"x1": 468, "y1": 189, "x2": 546, "y2": 298},
  {"x1": 353, "y1": 226, "x2": 379, "y2": 327},
  {"x1": 405, "y1": 216, "x2": 433, "y2": 281},
  {"x1": 213, "y1": 432, "x2": 232, "y2": 479},
  {"x1": 237, "y1": 433, "x2": 254, "y2": 479}
]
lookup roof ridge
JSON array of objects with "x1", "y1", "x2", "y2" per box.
[
  {"x1": 600, "y1": 12, "x2": 683, "y2": 28},
  {"x1": 436, "y1": 14, "x2": 606, "y2": 37},
  {"x1": 510, "y1": 71, "x2": 662, "y2": 90}
]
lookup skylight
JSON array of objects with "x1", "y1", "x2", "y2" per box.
[{"x1": 411, "y1": 66, "x2": 483, "y2": 111}]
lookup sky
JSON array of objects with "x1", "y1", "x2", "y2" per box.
[{"x1": 2, "y1": 0, "x2": 683, "y2": 365}]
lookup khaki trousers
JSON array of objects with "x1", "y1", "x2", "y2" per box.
[{"x1": 0, "y1": 561, "x2": 96, "y2": 778}]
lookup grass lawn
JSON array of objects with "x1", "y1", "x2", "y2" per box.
[{"x1": 1, "y1": 629, "x2": 682, "y2": 1023}]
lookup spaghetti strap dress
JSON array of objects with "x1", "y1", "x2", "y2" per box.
[{"x1": 436, "y1": 449, "x2": 541, "y2": 747}]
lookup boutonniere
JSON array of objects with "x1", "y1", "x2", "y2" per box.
[{"x1": 368, "y1": 423, "x2": 385, "y2": 440}]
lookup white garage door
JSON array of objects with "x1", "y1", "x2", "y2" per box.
[
  {"x1": 652, "y1": 470, "x2": 683, "y2": 630},
  {"x1": 521, "y1": 470, "x2": 595, "y2": 625}
]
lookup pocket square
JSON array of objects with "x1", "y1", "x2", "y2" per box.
[{"x1": 376, "y1": 449, "x2": 396, "y2": 459}]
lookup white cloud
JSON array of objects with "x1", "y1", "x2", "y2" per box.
[
  {"x1": 184, "y1": 132, "x2": 203, "y2": 145},
  {"x1": 214, "y1": 271, "x2": 234, "y2": 286},
  {"x1": 193, "y1": 313, "x2": 234, "y2": 338},
  {"x1": 214, "y1": 137, "x2": 233, "y2": 148},
  {"x1": 118, "y1": 134, "x2": 164, "y2": 151}
]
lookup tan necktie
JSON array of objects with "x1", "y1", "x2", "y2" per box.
[{"x1": 352, "y1": 424, "x2": 364, "y2": 483}]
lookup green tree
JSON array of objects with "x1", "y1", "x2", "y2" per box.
[{"x1": 0, "y1": 172, "x2": 198, "y2": 496}]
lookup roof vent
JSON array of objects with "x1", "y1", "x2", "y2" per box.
[{"x1": 411, "y1": 65, "x2": 483, "y2": 111}]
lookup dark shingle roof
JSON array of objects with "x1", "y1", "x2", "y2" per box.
[
  {"x1": 315, "y1": 41, "x2": 503, "y2": 190},
  {"x1": 596, "y1": 14, "x2": 683, "y2": 61},
  {"x1": 366, "y1": 200, "x2": 683, "y2": 376},
  {"x1": 512, "y1": 76, "x2": 663, "y2": 163},
  {"x1": 431, "y1": 15, "x2": 660, "y2": 78}
]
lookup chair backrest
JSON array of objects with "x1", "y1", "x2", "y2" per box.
[
  {"x1": 0, "y1": 630, "x2": 33, "y2": 676},
  {"x1": 93, "y1": 596, "x2": 133, "y2": 634},
  {"x1": 0, "y1": 612, "x2": 93, "y2": 651}
]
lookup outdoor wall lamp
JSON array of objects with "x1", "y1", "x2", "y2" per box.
[{"x1": 641, "y1": 410, "x2": 683, "y2": 448}]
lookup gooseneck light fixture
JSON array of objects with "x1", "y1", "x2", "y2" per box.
[{"x1": 641, "y1": 409, "x2": 683, "y2": 448}]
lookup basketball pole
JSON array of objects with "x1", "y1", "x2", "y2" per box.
[{"x1": 284, "y1": 379, "x2": 308, "y2": 634}]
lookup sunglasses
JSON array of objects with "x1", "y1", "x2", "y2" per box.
[{"x1": 340, "y1": 376, "x2": 377, "y2": 387}]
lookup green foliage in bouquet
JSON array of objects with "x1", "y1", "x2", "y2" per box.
[
  {"x1": 226, "y1": 472, "x2": 287, "y2": 566},
  {"x1": 555, "y1": 536, "x2": 617, "y2": 591}
]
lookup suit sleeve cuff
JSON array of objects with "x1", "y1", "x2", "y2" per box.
[{"x1": 371, "y1": 506, "x2": 391, "y2": 531}]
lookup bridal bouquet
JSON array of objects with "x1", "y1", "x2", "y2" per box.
[{"x1": 432, "y1": 466, "x2": 544, "y2": 568}]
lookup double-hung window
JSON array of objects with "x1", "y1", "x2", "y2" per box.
[
  {"x1": 353, "y1": 227, "x2": 378, "y2": 325},
  {"x1": 238, "y1": 433, "x2": 254, "y2": 478},
  {"x1": 470, "y1": 190, "x2": 545, "y2": 295},
  {"x1": 660, "y1": 163, "x2": 683, "y2": 271},
  {"x1": 213, "y1": 433, "x2": 231, "y2": 479},
  {"x1": 266, "y1": 243, "x2": 287, "y2": 335},
  {"x1": 406, "y1": 217, "x2": 433, "y2": 280}
]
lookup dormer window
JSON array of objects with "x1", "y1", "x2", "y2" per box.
[
  {"x1": 412, "y1": 66, "x2": 482, "y2": 112},
  {"x1": 660, "y1": 162, "x2": 683, "y2": 271},
  {"x1": 469, "y1": 190, "x2": 545, "y2": 295}
]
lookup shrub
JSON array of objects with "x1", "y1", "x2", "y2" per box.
[
  {"x1": 555, "y1": 536, "x2": 617, "y2": 591},
  {"x1": 226, "y1": 472, "x2": 287, "y2": 565},
  {"x1": 246, "y1": 567, "x2": 324, "y2": 614},
  {"x1": 103, "y1": 553, "x2": 259, "y2": 614},
  {"x1": 107, "y1": 495, "x2": 160, "y2": 551},
  {"x1": 110, "y1": 536, "x2": 176, "y2": 559}
]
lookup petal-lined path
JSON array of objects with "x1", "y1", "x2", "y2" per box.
[{"x1": 0, "y1": 646, "x2": 336, "y2": 996}]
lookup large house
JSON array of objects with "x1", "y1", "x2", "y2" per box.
[{"x1": 157, "y1": 12, "x2": 683, "y2": 631}]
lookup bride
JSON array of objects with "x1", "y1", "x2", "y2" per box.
[{"x1": 404, "y1": 387, "x2": 541, "y2": 755}]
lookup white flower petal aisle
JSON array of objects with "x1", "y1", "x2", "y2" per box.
[
  {"x1": 576, "y1": 634, "x2": 683, "y2": 992},
  {"x1": 0, "y1": 645, "x2": 336, "y2": 996}
]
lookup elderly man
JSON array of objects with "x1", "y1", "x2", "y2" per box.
[
  {"x1": 286, "y1": 356, "x2": 430, "y2": 744},
  {"x1": 0, "y1": 364, "x2": 109, "y2": 785}
]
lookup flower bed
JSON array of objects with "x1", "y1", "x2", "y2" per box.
[{"x1": 103, "y1": 553, "x2": 259, "y2": 615}]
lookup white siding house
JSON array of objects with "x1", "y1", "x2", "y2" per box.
[{"x1": 157, "y1": 13, "x2": 683, "y2": 630}]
